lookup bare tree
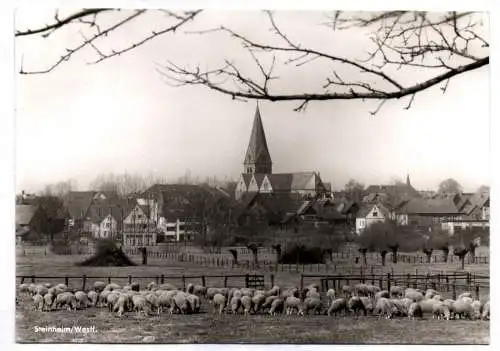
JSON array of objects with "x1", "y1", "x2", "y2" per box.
[
  {"x1": 17, "y1": 10, "x2": 488, "y2": 112},
  {"x1": 344, "y1": 179, "x2": 365, "y2": 203}
]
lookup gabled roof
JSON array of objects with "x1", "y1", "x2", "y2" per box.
[
  {"x1": 86, "y1": 199, "x2": 137, "y2": 223},
  {"x1": 356, "y1": 203, "x2": 391, "y2": 219},
  {"x1": 253, "y1": 174, "x2": 266, "y2": 188},
  {"x1": 244, "y1": 106, "x2": 272, "y2": 167},
  {"x1": 267, "y1": 174, "x2": 294, "y2": 192},
  {"x1": 64, "y1": 191, "x2": 96, "y2": 220},
  {"x1": 398, "y1": 198, "x2": 459, "y2": 215},
  {"x1": 16, "y1": 205, "x2": 39, "y2": 225},
  {"x1": 241, "y1": 174, "x2": 253, "y2": 187}
]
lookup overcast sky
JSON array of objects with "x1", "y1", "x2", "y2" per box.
[{"x1": 14, "y1": 9, "x2": 490, "y2": 193}]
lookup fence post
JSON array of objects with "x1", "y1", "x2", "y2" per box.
[
  {"x1": 425, "y1": 273, "x2": 429, "y2": 291},
  {"x1": 407, "y1": 273, "x2": 411, "y2": 288},
  {"x1": 108, "y1": 275, "x2": 111, "y2": 284},
  {"x1": 182, "y1": 275, "x2": 186, "y2": 291},
  {"x1": 379, "y1": 276, "x2": 383, "y2": 290},
  {"x1": 270, "y1": 274, "x2": 275, "y2": 288},
  {"x1": 452, "y1": 273, "x2": 457, "y2": 300},
  {"x1": 224, "y1": 276, "x2": 228, "y2": 288},
  {"x1": 475, "y1": 284, "x2": 480, "y2": 300},
  {"x1": 446, "y1": 275, "x2": 450, "y2": 292},
  {"x1": 65, "y1": 275, "x2": 69, "y2": 287},
  {"x1": 387, "y1": 273, "x2": 391, "y2": 292},
  {"x1": 300, "y1": 274, "x2": 304, "y2": 293},
  {"x1": 20, "y1": 277, "x2": 25, "y2": 284},
  {"x1": 82, "y1": 274, "x2": 87, "y2": 291},
  {"x1": 128, "y1": 275, "x2": 132, "y2": 285},
  {"x1": 161, "y1": 274, "x2": 165, "y2": 284},
  {"x1": 31, "y1": 275, "x2": 35, "y2": 283}
]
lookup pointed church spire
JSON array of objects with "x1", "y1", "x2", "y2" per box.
[
  {"x1": 406, "y1": 173, "x2": 411, "y2": 186},
  {"x1": 244, "y1": 105, "x2": 272, "y2": 174}
]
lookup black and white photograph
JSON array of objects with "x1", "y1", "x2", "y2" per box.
[{"x1": 11, "y1": 2, "x2": 491, "y2": 345}]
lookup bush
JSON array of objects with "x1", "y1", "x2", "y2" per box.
[
  {"x1": 76, "y1": 238, "x2": 136, "y2": 266},
  {"x1": 278, "y1": 244, "x2": 325, "y2": 264}
]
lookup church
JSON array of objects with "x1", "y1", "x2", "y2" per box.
[{"x1": 235, "y1": 106, "x2": 330, "y2": 201}]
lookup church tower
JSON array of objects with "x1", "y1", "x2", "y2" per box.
[{"x1": 243, "y1": 106, "x2": 272, "y2": 174}]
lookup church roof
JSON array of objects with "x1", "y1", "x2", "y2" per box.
[{"x1": 244, "y1": 106, "x2": 272, "y2": 167}]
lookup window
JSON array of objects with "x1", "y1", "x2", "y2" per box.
[{"x1": 372, "y1": 211, "x2": 378, "y2": 217}]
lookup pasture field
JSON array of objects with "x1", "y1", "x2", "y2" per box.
[
  {"x1": 16, "y1": 250, "x2": 490, "y2": 344},
  {"x1": 16, "y1": 293, "x2": 489, "y2": 344}
]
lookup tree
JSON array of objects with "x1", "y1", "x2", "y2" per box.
[
  {"x1": 344, "y1": 179, "x2": 365, "y2": 203},
  {"x1": 477, "y1": 185, "x2": 490, "y2": 194},
  {"x1": 16, "y1": 10, "x2": 488, "y2": 113},
  {"x1": 438, "y1": 178, "x2": 463, "y2": 194},
  {"x1": 429, "y1": 227, "x2": 451, "y2": 262}
]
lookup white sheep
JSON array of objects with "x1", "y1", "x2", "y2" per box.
[
  {"x1": 366, "y1": 284, "x2": 381, "y2": 297},
  {"x1": 452, "y1": 299, "x2": 474, "y2": 320},
  {"x1": 132, "y1": 295, "x2": 150, "y2": 317},
  {"x1": 212, "y1": 293, "x2": 226, "y2": 314},
  {"x1": 282, "y1": 287, "x2": 299, "y2": 299},
  {"x1": 326, "y1": 288, "x2": 336, "y2": 303},
  {"x1": 354, "y1": 283, "x2": 369, "y2": 297},
  {"x1": 104, "y1": 283, "x2": 121, "y2": 292},
  {"x1": 360, "y1": 296, "x2": 374, "y2": 314},
  {"x1": 145, "y1": 293, "x2": 161, "y2": 315},
  {"x1": 482, "y1": 301, "x2": 490, "y2": 320},
  {"x1": 53, "y1": 292, "x2": 77, "y2": 311},
  {"x1": 19, "y1": 283, "x2": 29, "y2": 295},
  {"x1": 389, "y1": 286, "x2": 404, "y2": 298},
  {"x1": 87, "y1": 290, "x2": 99, "y2": 306},
  {"x1": 269, "y1": 298, "x2": 284, "y2": 316},
  {"x1": 284, "y1": 296, "x2": 302, "y2": 315},
  {"x1": 106, "y1": 292, "x2": 120, "y2": 312},
  {"x1": 458, "y1": 292, "x2": 472, "y2": 300},
  {"x1": 471, "y1": 300, "x2": 483, "y2": 320},
  {"x1": 173, "y1": 292, "x2": 192, "y2": 314},
  {"x1": 252, "y1": 293, "x2": 266, "y2": 313},
  {"x1": 261, "y1": 295, "x2": 279, "y2": 312},
  {"x1": 186, "y1": 294, "x2": 201, "y2": 314},
  {"x1": 299, "y1": 297, "x2": 322, "y2": 316},
  {"x1": 193, "y1": 285, "x2": 207, "y2": 297},
  {"x1": 114, "y1": 294, "x2": 131, "y2": 316},
  {"x1": 374, "y1": 297, "x2": 393, "y2": 319},
  {"x1": 432, "y1": 302, "x2": 451, "y2": 320},
  {"x1": 240, "y1": 288, "x2": 254, "y2": 297},
  {"x1": 74, "y1": 291, "x2": 90, "y2": 309},
  {"x1": 32, "y1": 293, "x2": 44, "y2": 311},
  {"x1": 35, "y1": 285, "x2": 49, "y2": 297},
  {"x1": 98, "y1": 290, "x2": 111, "y2": 307},
  {"x1": 327, "y1": 298, "x2": 347, "y2": 316},
  {"x1": 408, "y1": 302, "x2": 423, "y2": 320},
  {"x1": 241, "y1": 295, "x2": 253, "y2": 315},
  {"x1": 147, "y1": 282, "x2": 157, "y2": 291},
  {"x1": 43, "y1": 293, "x2": 55, "y2": 311},
  {"x1": 425, "y1": 289, "x2": 438, "y2": 299},
  {"x1": 391, "y1": 299, "x2": 408, "y2": 317},
  {"x1": 207, "y1": 287, "x2": 223, "y2": 300},
  {"x1": 159, "y1": 283, "x2": 178, "y2": 291},
  {"x1": 432, "y1": 295, "x2": 444, "y2": 301},
  {"x1": 93, "y1": 281, "x2": 106, "y2": 292},
  {"x1": 375, "y1": 290, "x2": 390, "y2": 301},
  {"x1": 159, "y1": 290, "x2": 178, "y2": 314},
  {"x1": 405, "y1": 289, "x2": 424, "y2": 302},
  {"x1": 418, "y1": 298, "x2": 441, "y2": 315},
  {"x1": 266, "y1": 285, "x2": 281, "y2": 297},
  {"x1": 229, "y1": 296, "x2": 242, "y2": 314},
  {"x1": 342, "y1": 285, "x2": 353, "y2": 297},
  {"x1": 306, "y1": 290, "x2": 321, "y2": 299}
]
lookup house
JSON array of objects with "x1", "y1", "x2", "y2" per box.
[
  {"x1": 83, "y1": 199, "x2": 136, "y2": 241},
  {"x1": 327, "y1": 199, "x2": 360, "y2": 226},
  {"x1": 355, "y1": 203, "x2": 392, "y2": 235},
  {"x1": 395, "y1": 198, "x2": 461, "y2": 232},
  {"x1": 15, "y1": 204, "x2": 49, "y2": 244},
  {"x1": 63, "y1": 191, "x2": 96, "y2": 230},
  {"x1": 122, "y1": 203, "x2": 158, "y2": 246},
  {"x1": 442, "y1": 192, "x2": 490, "y2": 234},
  {"x1": 363, "y1": 175, "x2": 420, "y2": 208},
  {"x1": 234, "y1": 106, "x2": 330, "y2": 201}
]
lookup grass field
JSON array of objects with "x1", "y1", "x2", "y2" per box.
[{"x1": 16, "y1": 251, "x2": 490, "y2": 344}]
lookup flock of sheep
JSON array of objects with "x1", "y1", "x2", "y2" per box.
[{"x1": 17, "y1": 280, "x2": 490, "y2": 321}]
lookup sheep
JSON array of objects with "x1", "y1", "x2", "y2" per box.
[
  {"x1": 366, "y1": 284, "x2": 381, "y2": 297},
  {"x1": 28, "y1": 283, "x2": 37, "y2": 296},
  {"x1": 374, "y1": 298, "x2": 393, "y2": 319},
  {"x1": 389, "y1": 286, "x2": 404, "y2": 298},
  {"x1": 43, "y1": 283, "x2": 52, "y2": 288},
  {"x1": 261, "y1": 295, "x2": 279, "y2": 312},
  {"x1": 186, "y1": 294, "x2": 201, "y2": 313},
  {"x1": 326, "y1": 289, "x2": 336, "y2": 303},
  {"x1": 98, "y1": 290, "x2": 111, "y2": 308},
  {"x1": 212, "y1": 293, "x2": 226, "y2": 314},
  {"x1": 132, "y1": 295, "x2": 150, "y2": 317},
  {"x1": 229, "y1": 296, "x2": 242, "y2": 314},
  {"x1": 147, "y1": 282, "x2": 157, "y2": 291},
  {"x1": 348, "y1": 296, "x2": 367, "y2": 317},
  {"x1": 241, "y1": 295, "x2": 253, "y2": 315},
  {"x1": 375, "y1": 290, "x2": 390, "y2": 301},
  {"x1": 299, "y1": 297, "x2": 322, "y2": 316},
  {"x1": 173, "y1": 292, "x2": 192, "y2": 314},
  {"x1": 432, "y1": 302, "x2": 451, "y2": 320},
  {"x1": 481, "y1": 301, "x2": 490, "y2": 320},
  {"x1": 282, "y1": 287, "x2": 299, "y2": 299},
  {"x1": 360, "y1": 296, "x2": 374, "y2": 315},
  {"x1": 207, "y1": 287, "x2": 223, "y2": 300},
  {"x1": 458, "y1": 292, "x2": 472, "y2": 300},
  {"x1": 266, "y1": 285, "x2": 280, "y2": 297},
  {"x1": 87, "y1": 290, "x2": 99, "y2": 306},
  {"x1": 432, "y1": 295, "x2": 444, "y2": 301},
  {"x1": 240, "y1": 288, "x2": 254, "y2": 297},
  {"x1": 405, "y1": 290, "x2": 424, "y2": 302},
  {"x1": 114, "y1": 294, "x2": 131, "y2": 316},
  {"x1": 408, "y1": 302, "x2": 423, "y2": 320},
  {"x1": 35, "y1": 285, "x2": 49, "y2": 297},
  {"x1": 193, "y1": 285, "x2": 207, "y2": 297},
  {"x1": 93, "y1": 281, "x2": 106, "y2": 293},
  {"x1": 74, "y1": 291, "x2": 90, "y2": 309},
  {"x1": 145, "y1": 293, "x2": 161, "y2": 315},
  {"x1": 43, "y1": 293, "x2": 55, "y2": 311},
  {"x1": 159, "y1": 283, "x2": 178, "y2": 291},
  {"x1": 104, "y1": 283, "x2": 121, "y2": 292},
  {"x1": 269, "y1": 298, "x2": 284, "y2": 316},
  {"x1": 355, "y1": 283, "x2": 369, "y2": 297},
  {"x1": 342, "y1": 285, "x2": 353, "y2": 297},
  {"x1": 306, "y1": 290, "x2": 321, "y2": 299},
  {"x1": 452, "y1": 299, "x2": 474, "y2": 320},
  {"x1": 327, "y1": 298, "x2": 347, "y2": 316},
  {"x1": 459, "y1": 296, "x2": 473, "y2": 305},
  {"x1": 53, "y1": 292, "x2": 77, "y2": 311},
  {"x1": 106, "y1": 292, "x2": 120, "y2": 312},
  {"x1": 55, "y1": 283, "x2": 68, "y2": 292},
  {"x1": 32, "y1": 294, "x2": 44, "y2": 311},
  {"x1": 284, "y1": 296, "x2": 302, "y2": 315},
  {"x1": 158, "y1": 291, "x2": 176, "y2": 313},
  {"x1": 471, "y1": 300, "x2": 483, "y2": 320},
  {"x1": 425, "y1": 289, "x2": 438, "y2": 299},
  {"x1": 19, "y1": 283, "x2": 29, "y2": 295},
  {"x1": 252, "y1": 293, "x2": 266, "y2": 313},
  {"x1": 419, "y1": 298, "x2": 441, "y2": 315}
]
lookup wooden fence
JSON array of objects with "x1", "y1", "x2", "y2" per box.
[
  {"x1": 16, "y1": 273, "x2": 270, "y2": 292},
  {"x1": 301, "y1": 271, "x2": 489, "y2": 301}
]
